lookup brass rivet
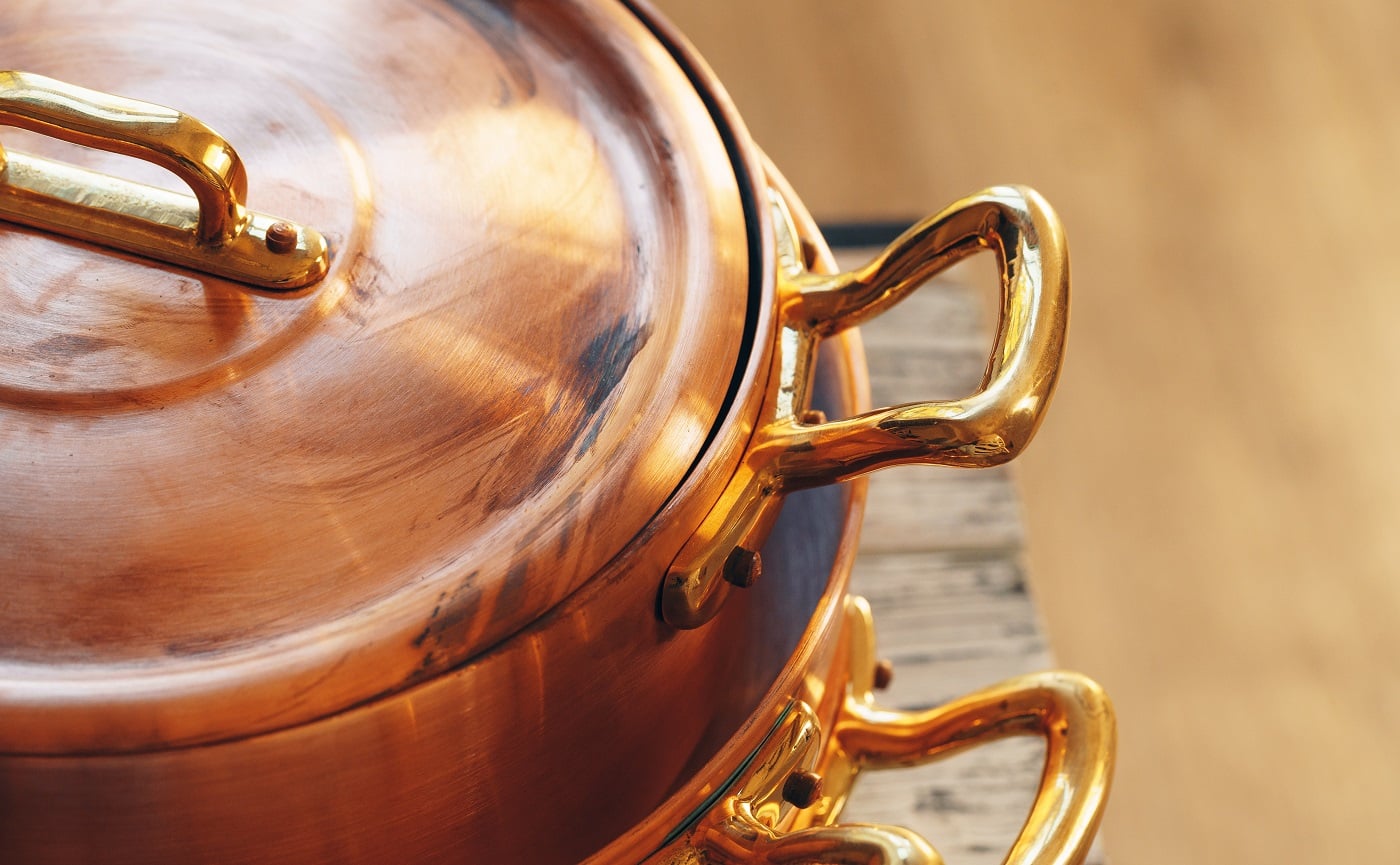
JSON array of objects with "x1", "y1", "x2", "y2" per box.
[
  {"x1": 265, "y1": 221, "x2": 299, "y2": 254},
  {"x1": 722, "y1": 548, "x2": 762, "y2": 589},
  {"x1": 873, "y1": 659, "x2": 895, "y2": 690},
  {"x1": 782, "y1": 770, "x2": 824, "y2": 809},
  {"x1": 800, "y1": 408, "x2": 827, "y2": 425}
]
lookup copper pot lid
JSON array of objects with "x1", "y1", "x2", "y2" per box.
[{"x1": 0, "y1": 0, "x2": 753, "y2": 749}]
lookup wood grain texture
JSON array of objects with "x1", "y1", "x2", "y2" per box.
[{"x1": 651, "y1": 2, "x2": 1400, "y2": 863}]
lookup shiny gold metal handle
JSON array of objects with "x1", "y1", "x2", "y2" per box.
[
  {"x1": 777, "y1": 185, "x2": 1068, "y2": 482},
  {"x1": 686, "y1": 598, "x2": 1115, "y2": 865},
  {"x1": 663, "y1": 185, "x2": 1069, "y2": 628},
  {"x1": 0, "y1": 71, "x2": 328, "y2": 290}
]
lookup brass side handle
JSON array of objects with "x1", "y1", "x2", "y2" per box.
[
  {"x1": 663, "y1": 185, "x2": 1068, "y2": 629},
  {"x1": 686, "y1": 597, "x2": 1115, "y2": 865},
  {"x1": 0, "y1": 71, "x2": 328, "y2": 290},
  {"x1": 776, "y1": 185, "x2": 1068, "y2": 482}
]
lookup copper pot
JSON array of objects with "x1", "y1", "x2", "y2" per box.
[{"x1": 0, "y1": 1, "x2": 1111, "y2": 863}]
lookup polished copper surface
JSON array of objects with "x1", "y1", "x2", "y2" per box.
[{"x1": 0, "y1": 0, "x2": 750, "y2": 750}]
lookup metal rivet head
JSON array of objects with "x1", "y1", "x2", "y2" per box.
[
  {"x1": 800, "y1": 408, "x2": 827, "y2": 425},
  {"x1": 722, "y1": 548, "x2": 762, "y2": 589},
  {"x1": 265, "y1": 221, "x2": 299, "y2": 254},
  {"x1": 782, "y1": 770, "x2": 824, "y2": 809},
  {"x1": 873, "y1": 659, "x2": 895, "y2": 690}
]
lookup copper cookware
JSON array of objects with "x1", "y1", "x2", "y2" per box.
[{"x1": 0, "y1": 1, "x2": 1111, "y2": 863}]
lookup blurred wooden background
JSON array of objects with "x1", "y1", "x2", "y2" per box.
[{"x1": 651, "y1": 2, "x2": 1400, "y2": 864}]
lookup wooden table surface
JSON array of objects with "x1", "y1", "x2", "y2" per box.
[{"x1": 653, "y1": 3, "x2": 1400, "y2": 864}]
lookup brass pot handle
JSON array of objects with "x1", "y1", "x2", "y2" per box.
[
  {"x1": 688, "y1": 598, "x2": 1115, "y2": 865},
  {"x1": 0, "y1": 70, "x2": 327, "y2": 290},
  {"x1": 774, "y1": 185, "x2": 1067, "y2": 483},
  {"x1": 663, "y1": 185, "x2": 1068, "y2": 628}
]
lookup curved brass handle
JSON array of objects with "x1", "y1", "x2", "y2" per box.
[
  {"x1": 0, "y1": 71, "x2": 327, "y2": 290},
  {"x1": 823, "y1": 677, "x2": 1114, "y2": 865},
  {"x1": 692, "y1": 598, "x2": 1115, "y2": 865},
  {"x1": 775, "y1": 185, "x2": 1068, "y2": 483},
  {"x1": 662, "y1": 185, "x2": 1068, "y2": 629}
]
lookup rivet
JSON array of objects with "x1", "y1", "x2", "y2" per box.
[
  {"x1": 722, "y1": 548, "x2": 762, "y2": 589},
  {"x1": 873, "y1": 659, "x2": 895, "y2": 690},
  {"x1": 265, "y1": 221, "x2": 299, "y2": 254},
  {"x1": 782, "y1": 770, "x2": 824, "y2": 809},
  {"x1": 800, "y1": 408, "x2": 827, "y2": 425}
]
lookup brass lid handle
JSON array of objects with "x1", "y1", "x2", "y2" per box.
[{"x1": 0, "y1": 71, "x2": 328, "y2": 291}]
